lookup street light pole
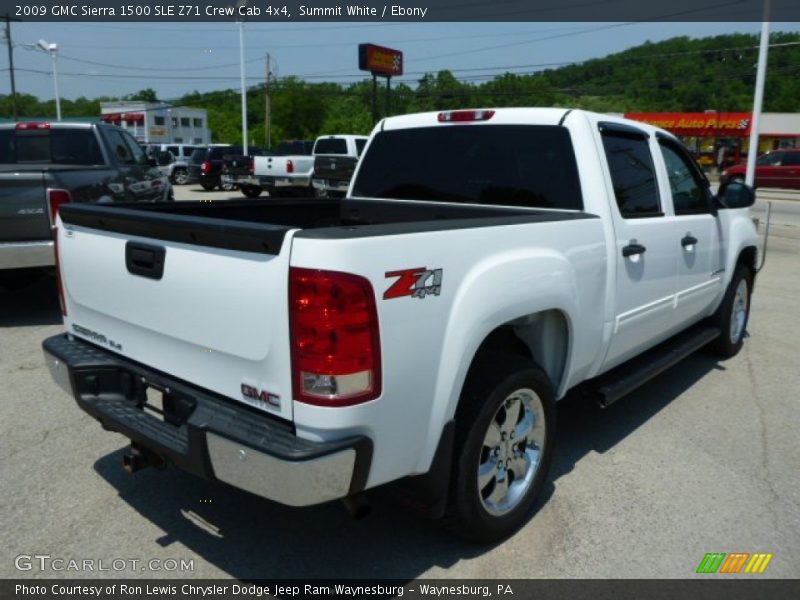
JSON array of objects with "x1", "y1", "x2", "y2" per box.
[
  {"x1": 745, "y1": 0, "x2": 770, "y2": 187},
  {"x1": 38, "y1": 39, "x2": 60, "y2": 121},
  {"x1": 237, "y1": 16, "x2": 248, "y2": 155}
]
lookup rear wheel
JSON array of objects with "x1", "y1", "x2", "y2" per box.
[
  {"x1": 708, "y1": 264, "x2": 753, "y2": 358},
  {"x1": 200, "y1": 183, "x2": 215, "y2": 191},
  {"x1": 241, "y1": 185, "x2": 262, "y2": 198},
  {"x1": 447, "y1": 354, "x2": 555, "y2": 543}
]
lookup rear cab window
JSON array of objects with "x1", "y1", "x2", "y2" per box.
[
  {"x1": 314, "y1": 138, "x2": 348, "y2": 155},
  {"x1": 0, "y1": 128, "x2": 105, "y2": 165},
  {"x1": 351, "y1": 125, "x2": 583, "y2": 210}
]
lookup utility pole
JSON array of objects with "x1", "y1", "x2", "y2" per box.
[
  {"x1": 745, "y1": 0, "x2": 771, "y2": 187},
  {"x1": 3, "y1": 14, "x2": 19, "y2": 120},
  {"x1": 265, "y1": 53, "x2": 271, "y2": 149}
]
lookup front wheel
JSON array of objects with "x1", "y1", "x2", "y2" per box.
[
  {"x1": 708, "y1": 264, "x2": 753, "y2": 358},
  {"x1": 447, "y1": 354, "x2": 555, "y2": 543},
  {"x1": 200, "y1": 183, "x2": 215, "y2": 191}
]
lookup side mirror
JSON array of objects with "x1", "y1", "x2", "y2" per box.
[
  {"x1": 146, "y1": 157, "x2": 158, "y2": 168},
  {"x1": 156, "y1": 151, "x2": 173, "y2": 166},
  {"x1": 716, "y1": 180, "x2": 755, "y2": 209}
]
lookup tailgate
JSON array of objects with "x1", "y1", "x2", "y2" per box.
[
  {"x1": 57, "y1": 205, "x2": 297, "y2": 421},
  {"x1": 0, "y1": 171, "x2": 51, "y2": 241},
  {"x1": 314, "y1": 156, "x2": 358, "y2": 182}
]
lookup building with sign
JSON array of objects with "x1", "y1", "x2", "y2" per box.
[
  {"x1": 100, "y1": 101, "x2": 211, "y2": 145},
  {"x1": 625, "y1": 111, "x2": 800, "y2": 170}
]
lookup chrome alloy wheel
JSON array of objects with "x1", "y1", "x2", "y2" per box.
[
  {"x1": 478, "y1": 387, "x2": 546, "y2": 516},
  {"x1": 729, "y1": 279, "x2": 749, "y2": 344}
]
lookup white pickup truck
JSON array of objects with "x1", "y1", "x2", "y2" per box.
[
  {"x1": 240, "y1": 140, "x2": 315, "y2": 198},
  {"x1": 43, "y1": 108, "x2": 760, "y2": 542}
]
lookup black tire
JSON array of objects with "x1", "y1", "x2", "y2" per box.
[
  {"x1": 241, "y1": 185, "x2": 263, "y2": 198},
  {"x1": 446, "y1": 353, "x2": 556, "y2": 543},
  {"x1": 200, "y1": 183, "x2": 215, "y2": 191},
  {"x1": 708, "y1": 264, "x2": 753, "y2": 358},
  {"x1": 171, "y1": 168, "x2": 188, "y2": 185}
]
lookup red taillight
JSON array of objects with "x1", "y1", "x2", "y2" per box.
[
  {"x1": 437, "y1": 110, "x2": 495, "y2": 123},
  {"x1": 201, "y1": 160, "x2": 212, "y2": 174},
  {"x1": 287, "y1": 159, "x2": 294, "y2": 174},
  {"x1": 47, "y1": 188, "x2": 71, "y2": 227},
  {"x1": 289, "y1": 267, "x2": 381, "y2": 406},
  {"x1": 53, "y1": 228, "x2": 67, "y2": 316},
  {"x1": 16, "y1": 122, "x2": 51, "y2": 130},
  {"x1": 249, "y1": 159, "x2": 255, "y2": 175}
]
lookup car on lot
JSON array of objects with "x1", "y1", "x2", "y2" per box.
[
  {"x1": 311, "y1": 135, "x2": 369, "y2": 197},
  {"x1": 188, "y1": 145, "x2": 267, "y2": 191},
  {"x1": 44, "y1": 108, "x2": 759, "y2": 542},
  {"x1": 721, "y1": 148, "x2": 800, "y2": 190},
  {"x1": 239, "y1": 140, "x2": 316, "y2": 198},
  {"x1": 1, "y1": 121, "x2": 171, "y2": 290},
  {"x1": 146, "y1": 143, "x2": 197, "y2": 185}
]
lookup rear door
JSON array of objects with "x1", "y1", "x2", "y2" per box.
[
  {"x1": 599, "y1": 124, "x2": 678, "y2": 368},
  {"x1": 657, "y1": 136, "x2": 723, "y2": 328}
]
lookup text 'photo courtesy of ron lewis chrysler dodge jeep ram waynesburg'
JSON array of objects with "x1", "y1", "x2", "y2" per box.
[{"x1": 42, "y1": 108, "x2": 759, "y2": 542}]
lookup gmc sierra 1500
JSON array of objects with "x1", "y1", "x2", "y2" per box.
[{"x1": 43, "y1": 108, "x2": 759, "y2": 542}]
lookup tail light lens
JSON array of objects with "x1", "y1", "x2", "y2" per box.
[
  {"x1": 287, "y1": 159, "x2": 294, "y2": 174},
  {"x1": 437, "y1": 110, "x2": 495, "y2": 122},
  {"x1": 290, "y1": 267, "x2": 381, "y2": 406},
  {"x1": 46, "y1": 188, "x2": 71, "y2": 227},
  {"x1": 53, "y1": 226, "x2": 67, "y2": 316},
  {"x1": 249, "y1": 159, "x2": 255, "y2": 175},
  {"x1": 201, "y1": 160, "x2": 212, "y2": 174}
]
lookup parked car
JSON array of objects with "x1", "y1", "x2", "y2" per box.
[
  {"x1": 0, "y1": 121, "x2": 171, "y2": 290},
  {"x1": 44, "y1": 108, "x2": 759, "y2": 542},
  {"x1": 147, "y1": 143, "x2": 197, "y2": 185},
  {"x1": 239, "y1": 140, "x2": 315, "y2": 198},
  {"x1": 220, "y1": 148, "x2": 272, "y2": 196},
  {"x1": 186, "y1": 145, "x2": 231, "y2": 191},
  {"x1": 311, "y1": 135, "x2": 369, "y2": 197},
  {"x1": 721, "y1": 148, "x2": 800, "y2": 190}
]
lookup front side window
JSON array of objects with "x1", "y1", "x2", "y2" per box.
[
  {"x1": 659, "y1": 141, "x2": 710, "y2": 215},
  {"x1": 601, "y1": 132, "x2": 661, "y2": 218},
  {"x1": 757, "y1": 152, "x2": 783, "y2": 166}
]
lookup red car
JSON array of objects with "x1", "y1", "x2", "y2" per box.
[{"x1": 721, "y1": 148, "x2": 800, "y2": 189}]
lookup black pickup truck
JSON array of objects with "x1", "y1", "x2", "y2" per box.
[{"x1": 0, "y1": 121, "x2": 171, "y2": 289}]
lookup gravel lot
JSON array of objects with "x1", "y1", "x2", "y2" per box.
[{"x1": 1, "y1": 190, "x2": 798, "y2": 580}]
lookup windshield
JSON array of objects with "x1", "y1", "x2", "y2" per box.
[{"x1": 352, "y1": 125, "x2": 583, "y2": 210}]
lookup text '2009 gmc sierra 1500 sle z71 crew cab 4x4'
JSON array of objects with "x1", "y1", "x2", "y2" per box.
[{"x1": 43, "y1": 108, "x2": 759, "y2": 542}]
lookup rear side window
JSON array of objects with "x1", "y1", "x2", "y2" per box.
[
  {"x1": 783, "y1": 152, "x2": 800, "y2": 166},
  {"x1": 352, "y1": 125, "x2": 583, "y2": 210},
  {"x1": 601, "y1": 132, "x2": 661, "y2": 218},
  {"x1": 0, "y1": 129, "x2": 104, "y2": 165},
  {"x1": 314, "y1": 138, "x2": 348, "y2": 155},
  {"x1": 190, "y1": 148, "x2": 206, "y2": 163}
]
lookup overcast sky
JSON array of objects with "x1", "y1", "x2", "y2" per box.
[{"x1": 5, "y1": 21, "x2": 799, "y2": 101}]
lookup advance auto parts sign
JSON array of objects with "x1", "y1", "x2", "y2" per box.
[
  {"x1": 359, "y1": 44, "x2": 403, "y2": 77},
  {"x1": 625, "y1": 112, "x2": 752, "y2": 137}
]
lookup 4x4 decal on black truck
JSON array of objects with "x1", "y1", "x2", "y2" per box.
[{"x1": 384, "y1": 267, "x2": 443, "y2": 300}]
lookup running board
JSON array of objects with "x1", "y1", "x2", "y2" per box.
[{"x1": 590, "y1": 324, "x2": 721, "y2": 408}]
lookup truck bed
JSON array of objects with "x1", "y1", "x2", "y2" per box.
[{"x1": 59, "y1": 197, "x2": 595, "y2": 256}]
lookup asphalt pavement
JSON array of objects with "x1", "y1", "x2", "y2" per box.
[{"x1": 0, "y1": 187, "x2": 798, "y2": 580}]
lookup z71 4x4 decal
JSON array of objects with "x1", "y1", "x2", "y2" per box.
[{"x1": 384, "y1": 267, "x2": 443, "y2": 300}]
